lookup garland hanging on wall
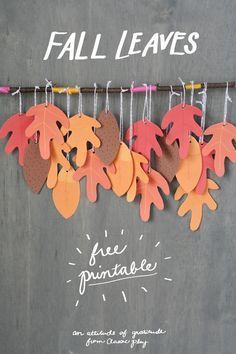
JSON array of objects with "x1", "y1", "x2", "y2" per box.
[{"x1": 0, "y1": 79, "x2": 236, "y2": 231}]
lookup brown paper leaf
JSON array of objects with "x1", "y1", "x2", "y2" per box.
[
  {"x1": 95, "y1": 110, "x2": 120, "y2": 165},
  {"x1": 23, "y1": 140, "x2": 50, "y2": 193},
  {"x1": 156, "y1": 137, "x2": 180, "y2": 182}
]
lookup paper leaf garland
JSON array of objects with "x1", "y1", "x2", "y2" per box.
[
  {"x1": 106, "y1": 142, "x2": 133, "y2": 197},
  {"x1": 127, "y1": 151, "x2": 149, "y2": 202},
  {"x1": 0, "y1": 113, "x2": 34, "y2": 166},
  {"x1": 136, "y1": 168, "x2": 170, "y2": 222},
  {"x1": 156, "y1": 137, "x2": 180, "y2": 182},
  {"x1": 23, "y1": 141, "x2": 50, "y2": 193},
  {"x1": 52, "y1": 168, "x2": 80, "y2": 219},
  {"x1": 25, "y1": 103, "x2": 69, "y2": 160},
  {"x1": 73, "y1": 150, "x2": 111, "y2": 202},
  {"x1": 195, "y1": 142, "x2": 215, "y2": 194},
  {"x1": 174, "y1": 179, "x2": 219, "y2": 231},
  {"x1": 125, "y1": 119, "x2": 163, "y2": 164},
  {"x1": 176, "y1": 136, "x2": 202, "y2": 193},
  {"x1": 161, "y1": 104, "x2": 202, "y2": 159},
  {"x1": 95, "y1": 110, "x2": 120, "y2": 165},
  {"x1": 202, "y1": 122, "x2": 236, "y2": 177},
  {"x1": 61, "y1": 113, "x2": 101, "y2": 167},
  {"x1": 47, "y1": 140, "x2": 71, "y2": 189}
]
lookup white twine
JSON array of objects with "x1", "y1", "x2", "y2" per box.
[
  {"x1": 167, "y1": 85, "x2": 180, "y2": 134},
  {"x1": 142, "y1": 84, "x2": 148, "y2": 121},
  {"x1": 148, "y1": 85, "x2": 152, "y2": 121},
  {"x1": 190, "y1": 80, "x2": 194, "y2": 106},
  {"x1": 129, "y1": 81, "x2": 134, "y2": 149},
  {"x1": 45, "y1": 78, "x2": 53, "y2": 106},
  {"x1": 75, "y1": 86, "x2": 82, "y2": 116},
  {"x1": 196, "y1": 82, "x2": 207, "y2": 143},
  {"x1": 34, "y1": 85, "x2": 40, "y2": 106},
  {"x1": 223, "y1": 81, "x2": 232, "y2": 124},
  {"x1": 12, "y1": 87, "x2": 22, "y2": 114},
  {"x1": 93, "y1": 83, "x2": 98, "y2": 119},
  {"x1": 119, "y1": 87, "x2": 128, "y2": 141},
  {"x1": 105, "y1": 80, "x2": 111, "y2": 113},
  {"x1": 178, "y1": 77, "x2": 186, "y2": 107}
]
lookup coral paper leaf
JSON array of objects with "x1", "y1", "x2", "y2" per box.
[
  {"x1": 61, "y1": 113, "x2": 101, "y2": 167},
  {"x1": 137, "y1": 168, "x2": 170, "y2": 222},
  {"x1": 161, "y1": 104, "x2": 202, "y2": 158},
  {"x1": 52, "y1": 167, "x2": 80, "y2": 219},
  {"x1": 0, "y1": 113, "x2": 34, "y2": 165},
  {"x1": 174, "y1": 178, "x2": 219, "y2": 231},
  {"x1": 202, "y1": 122, "x2": 236, "y2": 177},
  {"x1": 25, "y1": 103, "x2": 69, "y2": 160},
  {"x1": 195, "y1": 142, "x2": 215, "y2": 194},
  {"x1": 127, "y1": 151, "x2": 149, "y2": 202},
  {"x1": 73, "y1": 150, "x2": 111, "y2": 202}
]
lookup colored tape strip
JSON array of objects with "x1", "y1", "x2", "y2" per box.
[
  {"x1": 185, "y1": 83, "x2": 202, "y2": 90},
  {"x1": 53, "y1": 87, "x2": 80, "y2": 94},
  {"x1": 0, "y1": 86, "x2": 10, "y2": 94},
  {"x1": 131, "y1": 85, "x2": 157, "y2": 93}
]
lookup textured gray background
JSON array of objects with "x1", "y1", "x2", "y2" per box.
[{"x1": 0, "y1": 0, "x2": 236, "y2": 353}]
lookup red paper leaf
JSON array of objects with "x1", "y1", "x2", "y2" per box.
[
  {"x1": 73, "y1": 150, "x2": 111, "y2": 202},
  {"x1": 202, "y1": 122, "x2": 236, "y2": 177},
  {"x1": 0, "y1": 113, "x2": 34, "y2": 165},
  {"x1": 25, "y1": 103, "x2": 69, "y2": 160},
  {"x1": 195, "y1": 142, "x2": 215, "y2": 194},
  {"x1": 136, "y1": 168, "x2": 170, "y2": 222},
  {"x1": 125, "y1": 119, "x2": 163, "y2": 165},
  {"x1": 161, "y1": 104, "x2": 202, "y2": 159}
]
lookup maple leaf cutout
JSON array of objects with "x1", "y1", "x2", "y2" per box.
[
  {"x1": 202, "y1": 122, "x2": 236, "y2": 177},
  {"x1": 161, "y1": 104, "x2": 202, "y2": 159},
  {"x1": 125, "y1": 119, "x2": 163, "y2": 164},
  {"x1": 127, "y1": 151, "x2": 149, "y2": 202},
  {"x1": 47, "y1": 140, "x2": 71, "y2": 189},
  {"x1": 136, "y1": 169, "x2": 170, "y2": 222},
  {"x1": 61, "y1": 113, "x2": 101, "y2": 167},
  {"x1": 174, "y1": 179, "x2": 219, "y2": 231},
  {"x1": 25, "y1": 103, "x2": 69, "y2": 160},
  {"x1": 0, "y1": 113, "x2": 34, "y2": 165},
  {"x1": 195, "y1": 142, "x2": 215, "y2": 194},
  {"x1": 73, "y1": 150, "x2": 111, "y2": 202}
]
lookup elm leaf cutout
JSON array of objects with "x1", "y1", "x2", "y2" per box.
[
  {"x1": 107, "y1": 142, "x2": 133, "y2": 197},
  {"x1": 47, "y1": 140, "x2": 71, "y2": 189},
  {"x1": 73, "y1": 150, "x2": 111, "y2": 202},
  {"x1": 52, "y1": 167, "x2": 80, "y2": 219},
  {"x1": 25, "y1": 103, "x2": 69, "y2": 160},
  {"x1": 174, "y1": 179, "x2": 219, "y2": 231},
  {"x1": 156, "y1": 137, "x2": 180, "y2": 182},
  {"x1": 95, "y1": 110, "x2": 120, "y2": 165},
  {"x1": 0, "y1": 113, "x2": 34, "y2": 166},
  {"x1": 176, "y1": 136, "x2": 202, "y2": 193},
  {"x1": 127, "y1": 151, "x2": 149, "y2": 202},
  {"x1": 61, "y1": 113, "x2": 101, "y2": 167},
  {"x1": 161, "y1": 104, "x2": 202, "y2": 159},
  {"x1": 202, "y1": 122, "x2": 236, "y2": 177},
  {"x1": 23, "y1": 141, "x2": 50, "y2": 193},
  {"x1": 136, "y1": 168, "x2": 170, "y2": 222},
  {"x1": 125, "y1": 118, "x2": 163, "y2": 165},
  {"x1": 195, "y1": 142, "x2": 215, "y2": 194}
]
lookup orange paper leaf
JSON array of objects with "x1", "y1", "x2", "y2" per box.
[
  {"x1": 127, "y1": 151, "x2": 149, "y2": 202},
  {"x1": 52, "y1": 167, "x2": 80, "y2": 219},
  {"x1": 61, "y1": 113, "x2": 101, "y2": 167},
  {"x1": 73, "y1": 150, "x2": 111, "y2": 202},
  {"x1": 107, "y1": 142, "x2": 133, "y2": 197},
  {"x1": 137, "y1": 168, "x2": 170, "y2": 222},
  {"x1": 176, "y1": 136, "x2": 202, "y2": 192},
  {"x1": 202, "y1": 122, "x2": 236, "y2": 177},
  {"x1": 25, "y1": 103, "x2": 69, "y2": 160},
  {"x1": 47, "y1": 140, "x2": 71, "y2": 189},
  {"x1": 174, "y1": 178, "x2": 219, "y2": 231}
]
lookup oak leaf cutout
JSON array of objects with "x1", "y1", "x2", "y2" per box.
[
  {"x1": 73, "y1": 150, "x2": 111, "y2": 202},
  {"x1": 61, "y1": 113, "x2": 101, "y2": 167},
  {"x1": 174, "y1": 178, "x2": 219, "y2": 231},
  {"x1": 25, "y1": 103, "x2": 69, "y2": 160},
  {"x1": 0, "y1": 113, "x2": 34, "y2": 165},
  {"x1": 202, "y1": 122, "x2": 236, "y2": 177},
  {"x1": 161, "y1": 104, "x2": 202, "y2": 159},
  {"x1": 127, "y1": 151, "x2": 149, "y2": 202},
  {"x1": 195, "y1": 142, "x2": 215, "y2": 194},
  {"x1": 136, "y1": 168, "x2": 170, "y2": 222},
  {"x1": 47, "y1": 140, "x2": 71, "y2": 189}
]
